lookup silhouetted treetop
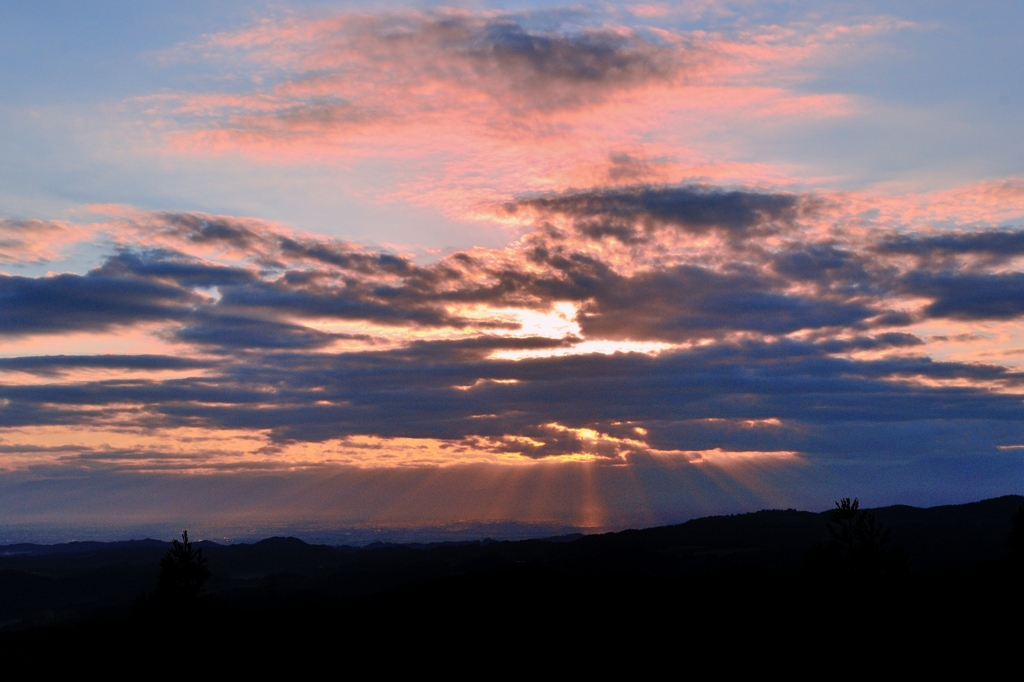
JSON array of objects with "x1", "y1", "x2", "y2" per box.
[
  {"x1": 811, "y1": 497, "x2": 908, "y2": 576},
  {"x1": 156, "y1": 530, "x2": 209, "y2": 601}
]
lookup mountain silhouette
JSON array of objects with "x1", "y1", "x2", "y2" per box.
[{"x1": 3, "y1": 495, "x2": 1023, "y2": 660}]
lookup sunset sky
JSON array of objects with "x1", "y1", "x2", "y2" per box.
[{"x1": 2, "y1": 1, "x2": 1024, "y2": 542}]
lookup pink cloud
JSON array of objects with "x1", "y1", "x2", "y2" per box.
[
  {"x1": 137, "y1": 10, "x2": 908, "y2": 220},
  {"x1": 0, "y1": 219, "x2": 91, "y2": 264}
]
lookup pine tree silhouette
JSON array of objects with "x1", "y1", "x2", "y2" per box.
[
  {"x1": 810, "y1": 497, "x2": 908, "y2": 576},
  {"x1": 156, "y1": 530, "x2": 210, "y2": 602}
]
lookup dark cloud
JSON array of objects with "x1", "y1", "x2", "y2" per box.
[
  {"x1": 574, "y1": 265, "x2": 877, "y2": 341},
  {"x1": 277, "y1": 237, "x2": 418, "y2": 276},
  {"x1": 0, "y1": 355, "x2": 213, "y2": 375},
  {"x1": 174, "y1": 313, "x2": 342, "y2": 350},
  {"x1": 468, "y1": 20, "x2": 675, "y2": 94},
  {"x1": 217, "y1": 279, "x2": 465, "y2": 327},
  {"x1": 815, "y1": 333, "x2": 924, "y2": 353},
  {"x1": 153, "y1": 213, "x2": 266, "y2": 251},
  {"x1": 511, "y1": 185, "x2": 801, "y2": 242},
  {"x1": 0, "y1": 271, "x2": 195, "y2": 336},
  {"x1": 771, "y1": 244, "x2": 889, "y2": 298},
  {"x1": 95, "y1": 249, "x2": 255, "y2": 287},
  {"x1": 870, "y1": 310, "x2": 915, "y2": 327},
  {"x1": 878, "y1": 229, "x2": 1024, "y2": 260},
  {"x1": 0, "y1": 245, "x2": 476, "y2": 342},
  {"x1": 904, "y1": 271, "x2": 1024, "y2": 320}
]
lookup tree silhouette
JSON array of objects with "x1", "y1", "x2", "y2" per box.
[
  {"x1": 810, "y1": 497, "x2": 908, "y2": 576},
  {"x1": 825, "y1": 497, "x2": 862, "y2": 561},
  {"x1": 156, "y1": 530, "x2": 210, "y2": 602}
]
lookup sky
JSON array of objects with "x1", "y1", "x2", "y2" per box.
[{"x1": 2, "y1": 1, "x2": 1024, "y2": 543}]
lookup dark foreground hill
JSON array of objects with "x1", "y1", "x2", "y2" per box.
[{"x1": 3, "y1": 495, "x2": 1024, "y2": 662}]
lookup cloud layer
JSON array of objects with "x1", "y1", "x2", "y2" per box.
[{"x1": 4, "y1": 180, "x2": 1024, "y2": 483}]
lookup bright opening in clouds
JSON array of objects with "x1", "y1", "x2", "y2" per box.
[{"x1": 2, "y1": 1, "x2": 1024, "y2": 541}]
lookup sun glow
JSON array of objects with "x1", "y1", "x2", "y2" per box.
[
  {"x1": 686, "y1": 448, "x2": 801, "y2": 464},
  {"x1": 453, "y1": 302, "x2": 581, "y2": 338},
  {"x1": 491, "y1": 339, "x2": 677, "y2": 360}
]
